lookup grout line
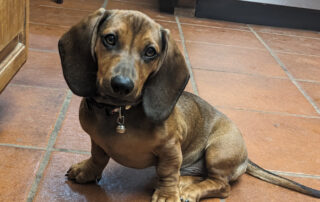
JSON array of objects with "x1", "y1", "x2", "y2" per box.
[
  {"x1": 273, "y1": 49, "x2": 320, "y2": 58},
  {"x1": 26, "y1": 90, "x2": 73, "y2": 202},
  {"x1": 193, "y1": 67, "x2": 288, "y2": 80},
  {"x1": 185, "y1": 40, "x2": 266, "y2": 51},
  {"x1": 269, "y1": 170, "x2": 320, "y2": 180},
  {"x1": 0, "y1": 143, "x2": 91, "y2": 155},
  {"x1": 194, "y1": 67, "x2": 320, "y2": 85},
  {"x1": 216, "y1": 105, "x2": 320, "y2": 119},
  {"x1": 177, "y1": 21, "x2": 320, "y2": 41},
  {"x1": 102, "y1": 0, "x2": 108, "y2": 8},
  {"x1": 111, "y1": 0, "x2": 156, "y2": 7},
  {"x1": 155, "y1": 19, "x2": 177, "y2": 24},
  {"x1": 175, "y1": 16, "x2": 199, "y2": 95},
  {"x1": 248, "y1": 25, "x2": 320, "y2": 115},
  {"x1": 9, "y1": 83, "x2": 65, "y2": 91},
  {"x1": 29, "y1": 47, "x2": 58, "y2": 53},
  {"x1": 53, "y1": 148, "x2": 90, "y2": 155},
  {"x1": 296, "y1": 78, "x2": 320, "y2": 84},
  {"x1": 256, "y1": 30, "x2": 320, "y2": 41},
  {"x1": 0, "y1": 143, "x2": 46, "y2": 151},
  {"x1": 38, "y1": 4, "x2": 92, "y2": 12},
  {"x1": 180, "y1": 22, "x2": 251, "y2": 32},
  {"x1": 29, "y1": 21, "x2": 70, "y2": 29},
  {"x1": 28, "y1": 21, "x2": 70, "y2": 29}
]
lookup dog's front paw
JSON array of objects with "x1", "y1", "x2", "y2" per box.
[
  {"x1": 65, "y1": 159, "x2": 102, "y2": 184},
  {"x1": 151, "y1": 186, "x2": 180, "y2": 202}
]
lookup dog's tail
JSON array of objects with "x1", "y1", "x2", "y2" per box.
[{"x1": 246, "y1": 159, "x2": 320, "y2": 198}]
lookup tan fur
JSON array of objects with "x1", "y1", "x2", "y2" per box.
[{"x1": 60, "y1": 8, "x2": 320, "y2": 202}]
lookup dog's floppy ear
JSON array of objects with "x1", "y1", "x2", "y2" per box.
[
  {"x1": 58, "y1": 8, "x2": 108, "y2": 97},
  {"x1": 143, "y1": 29, "x2": 190, "y2": 123}
]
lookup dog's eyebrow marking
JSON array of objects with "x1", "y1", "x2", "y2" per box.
[
  {"x1": 127, "y1": 14, "x2": 155, "y2": 52},
  {"x1": 130, "y1": 15, "x2": 146, "y2": 36}
]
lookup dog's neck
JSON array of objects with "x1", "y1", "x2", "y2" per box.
[
  {"x1": 86, "y1": 97, "x2": 117, "y2": 115},
  {"x1": 85, "y1": 97, "x2": 131, "y2": 115},
  {"x1": 86, "y1": 97, "x2": 133, "y2": 134}
]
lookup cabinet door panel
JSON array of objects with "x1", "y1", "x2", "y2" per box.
[
  {"x1": 0, "y1": 0, "x2": 29, "y2": 92},
  {"x1": 0, "y1": 0, "x2": 25, "y2": 50}
]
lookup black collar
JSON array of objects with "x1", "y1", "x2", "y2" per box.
[{"x1": 85, "y1": 97, "x2": 120, "y2": 115}]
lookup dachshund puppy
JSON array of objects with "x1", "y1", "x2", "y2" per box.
[{"x1": 59, "y1": 8, "x2": 320, "y2": 202}]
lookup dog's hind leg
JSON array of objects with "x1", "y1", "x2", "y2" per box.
[
  {"x1": 179, "y1": 176, "x2": 204, "y2": 192},
  {"x1": 180, "y1": 126, "x2": 248, "y2": 202}
]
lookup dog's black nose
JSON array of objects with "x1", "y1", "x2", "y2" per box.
[{"x1": 111, "y1": 76, "x2": 134, "y2": 95}]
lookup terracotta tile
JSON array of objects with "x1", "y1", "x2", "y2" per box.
[
  {"x1": 258, "y1": 32, "x2": 320, "y2": 56},
  {"x1": 227, "y1": 174, "x2": 320, "y2": 202},
  {"x1": 31, "y1": 0, "x2": 104, "y2": 11},
  {"x1": 181, "y1": 24, "x2": 264, "y2": 49},
  {"x1": 299, "y1": 82, "x2": 320, "y2": 108},
  {"x1": 11, "y1": 50, "x2": 67, "y2": 89},
  {"x1": 29, "y1": 23, "x2": 69, "y2": 51},
  {"x1": 110, "y1": 0, "x2": 159, "y2": 8},
  {"x1": 218, "y1": 108, "x2": 320, "y2": 175},
  {"x1": 277, "y1": 53, "x2": 320, "y2": 82},
  {"x1": 186, "y1": 42, "x2": 286, "y2": 77},
  {"x1": 179, "y1": 16, "x2": 248, "y2": 31},
  {"x1": 35, "y1": 152, "x2": 157, "y2": 202},
  {"x1": 107, "y1": 0, "x2": 154, "y2": 10},
  {"x1": 0, "y1": 146, "x2": 44, "y2": 201},
  {"x1": 156, "y1": 20, "x2": 180, "y2": 41},
  {"x1": 30, "y1": 5, "x2": 91, "y2": 27},
  {"x1": 0, "y1": 84, "x2": 66, "y2": 147},
  {"x1": 251, "y1": 24, "x2": 320, "y2": 39},
  {"x1": 107, "y1": 1, "x2": 174, "y2": 21},
  {"x1": 55, "y1": 95, "x2": 91, "y2": 152},
  {"x1": 193, "y1": 69, "x2": 318, "y2": 116}
]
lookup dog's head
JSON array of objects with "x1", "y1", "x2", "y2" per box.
[{"x1": 58, "y1": 8, "x2": 190, "y2": 123}]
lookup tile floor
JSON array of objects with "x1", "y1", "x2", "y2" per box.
[{"x1": 1, "y1": 0, "x2": 320, "y2": 201}]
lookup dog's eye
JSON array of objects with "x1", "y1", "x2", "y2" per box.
[
  {"x1": 144, "y1": 47, "x2": 157, "y2": 58},
  {"x1": 103, "y1": 34, "x2": 117, "y2": 46}
]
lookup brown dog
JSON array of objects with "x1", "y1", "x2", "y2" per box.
[{"x1": 59, "y1": 8, "x2": 320, "y2": 201}]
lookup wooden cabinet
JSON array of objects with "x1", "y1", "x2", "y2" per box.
[{"x1": 0, "y1": 0, "x2": 29, "y2": 92}]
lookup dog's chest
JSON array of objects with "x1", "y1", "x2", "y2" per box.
[
  {"x1": 80, "y1": 101, "x2": 166, "y2": 169},
  {"x1": 97, "y1": 128, "x2": 158, "y2": 168},
  {"x1": 86, "y1": 113, "x2": 160, "y2": 169}
]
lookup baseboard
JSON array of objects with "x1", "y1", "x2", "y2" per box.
[{"x1": 196, "y1": 0, "x2": 320, "y2": 31}]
